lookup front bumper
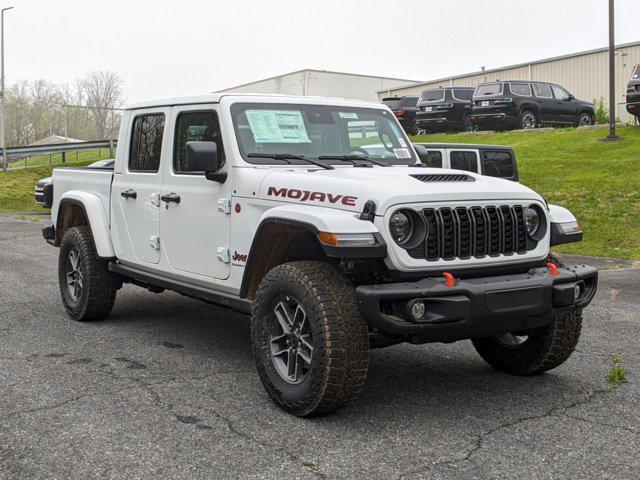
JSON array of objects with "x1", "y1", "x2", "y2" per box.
[{"x1": 355, "y1": 264, "x2": 597, "y2": 342}]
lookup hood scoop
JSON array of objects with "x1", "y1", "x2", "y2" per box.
[{"x1": 411, "y1": 173, "x2": 475, "y2": 182}]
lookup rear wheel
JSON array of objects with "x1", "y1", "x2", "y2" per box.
[
  {"x1": 472, "y1": 309, "x2": 582, "y2": 375},
  {"x1": 463, "y1": 113, "x2": 477, "y2": 132},
  {"x1": 58, "y1": 226, "x2": 117, "y2": 321},
  {"x1": 519, "y1": 110, "x2": 537, "y2": 129},
  {"x1": 251, "y1": 261, "x2": 369, "y2": 416}
]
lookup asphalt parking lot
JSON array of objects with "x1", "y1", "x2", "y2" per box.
[{"x1": 1, "y1": 215, "x2": 638, "y2": 480}]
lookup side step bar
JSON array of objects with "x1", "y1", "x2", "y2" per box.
[{"x1": 108, "y1": 262, "x2": 252, "y2": 315}]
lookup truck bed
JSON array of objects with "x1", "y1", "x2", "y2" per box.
[{"x1": 51, "y1": 167, "x2": 113, "y2": 224}]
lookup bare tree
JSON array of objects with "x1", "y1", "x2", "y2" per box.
[{"x1": 80, "y1": 71, "x2": 125, "y2": 139}]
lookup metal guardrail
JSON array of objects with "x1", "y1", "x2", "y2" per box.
[{"x1": 7, "y1": 139, "x2": 118, "y2": 160}]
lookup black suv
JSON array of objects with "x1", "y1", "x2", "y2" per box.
[
  {"x1": 471, "y1": 81, "x2": 595, "y2": 130},
  {"x1": 382, "y1": 96, "x2": 419, "y2": 134},
  {"x1": 626, "y1": 64, "x2": 640, "y2": 121},
  {"x1": 414, "y1": 87, "x2": 475, "y2": 133}
]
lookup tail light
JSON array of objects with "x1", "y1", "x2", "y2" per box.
[{"x1": 393, "y1": 109, "x2": 406, "y2": 117}]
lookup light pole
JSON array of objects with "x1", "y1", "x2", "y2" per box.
[
  {"x1": 606, "y1": 0, "x2": 618, "y2": 140},
  {"x1": 1, "y1": 6, "x2": 13, "y2": 171}
]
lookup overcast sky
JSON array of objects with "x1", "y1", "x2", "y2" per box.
[{"x1": 9, "y1": 0, "x2": 638, "y2": 102}]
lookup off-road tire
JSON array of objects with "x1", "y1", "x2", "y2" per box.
[
  {"x1": 463, "y1": 113, "x2": 476, "y2": 132},
  {"x1": 58, "y1": 226, "x2": 117, "y2": 321},
  {"x1": 251, "y1": 261, "x2": 370, "y2": 416},
  {"x1": 410, "y1": 120, "x2": 419, "y2": 136},
  {"x1": 472, "y1": 309, "x2": 582, "y2": 375}
]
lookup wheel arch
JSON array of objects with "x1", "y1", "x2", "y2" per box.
[
  {"x1": 239, "y1": 206, "x2": 383, "y2": 300},
  {"x1": 55, "y1": 192, "x2": 115, "y2": 258}
]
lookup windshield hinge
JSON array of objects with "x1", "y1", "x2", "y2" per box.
[
  {"x1": 217, "y1": 198, "x2": 232, "y2": 214},
  {"x1": 149, "y1": 235, "x2": 160, "y2": 250},
  {"x1": 217, "y1": 247, "x2": 230, "y2": 263}
]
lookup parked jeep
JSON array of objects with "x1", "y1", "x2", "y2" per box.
[
  {"x1": 413, "y1": 143, "x2": 518, "y2": 182},
  {"x1": 471, "y1": 81, "x2": 595, "y2": 130},
  {"x1": 414, "y1": 87, "x2": 475, "y2": 133},
  {"x1": 626, "y1": 64, "x2": 640, "y2": 121},
  {"x1": 382, "y1": 96, "x2": 419, "y2": 134},
  {"x1": 42, "y1": 93, "x2": 597, "y2": 417}
]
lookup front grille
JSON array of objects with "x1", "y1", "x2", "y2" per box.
[
  {"x1": 411, "y1": 174, "x2": 474, "y2": 182},
  {"x1": 406, "y1": 205, "x2": 530, "y2": 261}
]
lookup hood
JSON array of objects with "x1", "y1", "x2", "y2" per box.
[{"x1": 258, "y1": 166, "x2": 544, "y2": 214}]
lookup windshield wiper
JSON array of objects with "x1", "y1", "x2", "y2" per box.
[
  {"x1": 247, "y1": 153, "x2": 334, "y2": 170},
  {"x1": 317, "y1": 154, "x2": 390, "y2": 167}
]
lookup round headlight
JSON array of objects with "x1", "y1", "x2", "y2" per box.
[
  {"x1": 525, "y1": 206, "x2": 541, "y2": 236},
  {"x1": 390, "y1": 211, "x2": 413, "y2": 244}
]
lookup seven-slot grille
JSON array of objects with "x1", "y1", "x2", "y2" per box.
[{"x1": 406, "y1": 205, "x2": 529, "y2": 261}]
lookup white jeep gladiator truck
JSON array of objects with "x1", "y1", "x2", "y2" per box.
[{"x1": 43, "y1": 93, "x2": 598, "y2": 416}]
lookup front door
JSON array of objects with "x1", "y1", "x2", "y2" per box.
[
  {"x1": 550, "y1": 84, "x2": 575, "y2": 123},
  {"x1": 113, "y1": 109, "x2": 168, "y2": 264},
  {"x1": 160, "y1": 106, "x2": 231, "y2": 280}
]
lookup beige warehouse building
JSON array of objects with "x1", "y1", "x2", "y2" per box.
[
  {"x1": 217, "y1": 69, "x2": 420, "y2": 102},
  {"x1": 378, "y1": 41, "x2": 640, "y2": 122}
]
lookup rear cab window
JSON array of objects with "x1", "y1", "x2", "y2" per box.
[
  {"x1": 382, "y1": 98, "x2": 403, "y2": 110},
  {"x1": 481, "y1": 150, "x2": 515, "y2": 180},
  {"x1": 416, "y1": 149, "x2": 443, "y2": 168},
  {"x1": 449, "y1": 150, "x2": 478, "y2": 173},
  {"x1": 129, "y1": 113, "x2": 165, "y2": 173},
  {"x1": 402, "y1": 97, "x2": 419, "y2": 107}
]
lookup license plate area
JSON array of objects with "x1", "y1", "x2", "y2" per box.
[
  {"x1": 485, "y1": 286, "x2": 544, "y2": 314},
  {"x1": 481, "y1": 100, "x2": 490, "y2": 107}
]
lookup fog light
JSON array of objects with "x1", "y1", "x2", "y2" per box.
[
  {"x1": 411, "y1": 301, "x2": 426, "y2": 320},
  {"x1": 574, "y1": 284, "x2": 582, "y2": 300}
]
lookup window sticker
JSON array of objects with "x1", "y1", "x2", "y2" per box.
[
  {"x1": 394, "y1": 148, "x2": 411, "y2": 159},
  {"x1": 398, "y1": 138, "x2": 407, "y2": 148},
  {"x1": 339, "y1": 112, "x2": 359, "y2": 119},
  {"x1": 245, "y1": 110, "x2": 311, "y2": 143}
]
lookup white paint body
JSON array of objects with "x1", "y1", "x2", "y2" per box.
[{"x1": 51, "y1": 93, "x2": 577, "y2": 296}]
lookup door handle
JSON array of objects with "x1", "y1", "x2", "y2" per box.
[
  {"x1": 161, "y1": 193, "x2": 181, "y2": 204},
  {"x1": 121, "y1": 189, "x2": 137, "y2": 199}
]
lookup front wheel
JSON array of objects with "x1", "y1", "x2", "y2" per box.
[
  {"x1": 251, "y1": 261, "x2": 370, "y2": 416},
  {"x1": 472, "y1": 309, "x2": 582, "y2": 375},
  {"x1": 58, "y1": 226, "x2": 117, "y2": 321},
  {"x1": 578, "y1": 112, "x2": 593, "y2": 126}
]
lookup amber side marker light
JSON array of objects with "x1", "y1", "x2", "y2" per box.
[{"x1": 317, "y1": 232, "x2": 376, "y2": 247}]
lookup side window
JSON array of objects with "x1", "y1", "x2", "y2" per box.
[
  {"x1": 510, "y1": 83, "x2": 532, "y2": 96},
  {"x1": 129, "y1": 114, "x2": 165, "y2": 173},
  {"x1": 416, "y1": 149, "x2": 443, "y2": 168},
  {"x1": 551, "y1": 85, "x2": 570, "y2": 100},
  {"x1": 482, "y1": 151, "x2": 515, "y2": 179},
  {"x1": 450, "y1": 151, "x2": 478, "y2": 173},
  {"x1": 533, "y1": 83, "x2": 553, "y2": 98},
  {"x1": 174, "y1": 111, "x2": 225, "y2": 173}
]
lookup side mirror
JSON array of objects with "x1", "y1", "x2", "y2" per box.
[
  {"x1": 186, "y1": 141, "x2": 219, "y2": 171},
  {"x1": 566, "y1": 94, "x2": 575, "y2": 101}
]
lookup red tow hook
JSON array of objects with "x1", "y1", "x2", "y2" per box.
[
  {"x1": 443, "y1": 272, "x2": 455, "y2": 287},
  {"x1": 546, "y1": 262, "x2": 559, "y2": 277}
]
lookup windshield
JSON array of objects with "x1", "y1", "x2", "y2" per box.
[
  {"x1": 231, "y1": 103, "x2": 417, "y2": 165},
  {"x1": 419, "y1": 89, "x2": 444, "y2": 102},
  {"x1": 475, "y1": 83, "x2": 503, "y2": 96}
]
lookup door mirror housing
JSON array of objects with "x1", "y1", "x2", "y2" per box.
[
  {"x1": 185, "y1": 141, "x2": 220, "y2": 172},
  {"x1": 565, "y1": 94, "x2": 575, "y2": 101}
]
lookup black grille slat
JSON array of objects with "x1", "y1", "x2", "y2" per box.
[{"x1": 416, "y1": 205, "x2": 530, "y2": 261}]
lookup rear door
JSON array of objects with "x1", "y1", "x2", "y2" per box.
[
  {"x1": 533, "y1": 83, "x2": 556, "y2": 122},
  {"x1": 160, "y1": 105, "x2": 231, "y2": 280},
  {"x1": 112, "y1": 109, "x2": 168, "y2": 264}
]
